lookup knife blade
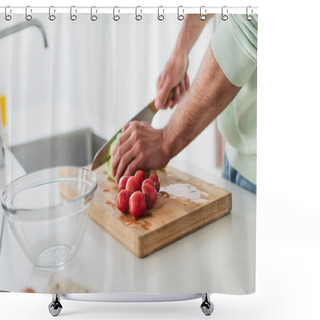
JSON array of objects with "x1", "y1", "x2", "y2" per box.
[{"x1": 91, "y1": 90, "x2": 174, "y2": 171}]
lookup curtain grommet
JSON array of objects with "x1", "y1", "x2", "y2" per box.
[
  {"x1": 200, "y1": 6, "x2": 207, "y2": 21},
  {"x1": 246, "y1": 6, "x2": 253, "y2": 21},
  {"x1": 48, "y1": 6, "x2": 56, "y2": 21},
  {"x1": 25, "y1": 6, "x2": 32, "y2": 21},
  {"x1": 113, "y1": 6, "x2": 120, "y2": 21},
  {"x1": 5, "y1": 6, "x2": 12, "y2": 21},
  {"x1": 157, "y1": 6, "x2": 164, "y2": 21},
  {"x1": 221, "y1": 6, "x2": 228, "y2": 21},
  {"x1": 90, "y1": 6, "x2": 97, "y2": 21},
  {"x1": 70, "y1": 6, "x2": 77, "y2": 21},
  {"x1": 177, "y1": 6, "x2": 184, "y2": 21},
  {"x1": 135, "y1": 6, "x2": 142, "y2": 21}
]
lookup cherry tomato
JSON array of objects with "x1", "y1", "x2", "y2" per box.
[
  {"x1": 129, "y1": 191, "x2": 146, "y2": 218},
  {"x1": 117, "y1": 190, "x2": 130, "y2": 213},
  {"x1": 135, "y1": 170, "x2": 146, "y2": 188},
  {"x1": 149, "y1": 173, "x2": 160, "y2": 192},
  {"x1": 142, "y1": 178, "x2": 155, "y2": 188},
  {"x1": 141, "y1": 184, "x2": 157, "y2": 209},
  {"x1": 118, "y1": 175, "x2": 131, "y2": 192},
  {"x1": 126, "y1": 176, "x2": 140, "y2": 195}
]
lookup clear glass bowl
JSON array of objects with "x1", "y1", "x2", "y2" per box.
[{"x1": 1, "y1": 167, "x2": 97, "y2": 271}]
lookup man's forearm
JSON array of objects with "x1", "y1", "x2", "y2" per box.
[
  {"x1": 174, "y1": 14, "x2": 214, "y2": 56},
  {"x1": 163, "y1": 45, "x2": 241, "y2": 160}
]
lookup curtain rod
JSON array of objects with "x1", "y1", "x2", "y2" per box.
[{"x1": 0, "y1": 6, "x2": 259, "y2": 15}]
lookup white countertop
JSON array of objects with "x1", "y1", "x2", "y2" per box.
[{"x1": 0, "y1": 149, "x2": 256, "y2": 295}]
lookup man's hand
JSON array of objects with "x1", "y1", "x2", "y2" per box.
[
  {"x1": 155, "y1": 51, "x2": 190, "y2": 110},
  {"x1": 111, "y1": 45, "x2": 240, "y2": 183},
  {"x1": 111, "y1": 121, "x2": 170, "y2": 182},
  {"x1": 155, "y1": 14, "x2": 214, "y2": 110}
]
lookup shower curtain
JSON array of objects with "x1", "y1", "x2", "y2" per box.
[{"x1": 0, "y1": 8, "x2": 257, "y2": 296}]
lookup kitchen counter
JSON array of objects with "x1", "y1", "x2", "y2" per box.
[{"x1": 0, "y1": 149, "x2": 256, "y2": 295}]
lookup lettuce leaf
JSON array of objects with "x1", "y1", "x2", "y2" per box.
[{"x1": 103, "y1": 131, "x2": 122, "y2": 181}]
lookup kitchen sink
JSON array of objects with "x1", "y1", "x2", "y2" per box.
[{"x1": 10, "y1": 128, "x2": 106, "y2": 173}]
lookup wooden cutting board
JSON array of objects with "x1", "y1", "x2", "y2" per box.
[
  {"x1": 82, "y1": 165, "x2": 232, "y2": 258},
  {"x1": 60, "y1": 165, "x2": 231, "y2": 258}
]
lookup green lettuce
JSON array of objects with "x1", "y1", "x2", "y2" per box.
[{"x1": 104, "y1": 131, "x2": 122, "y2": 181}]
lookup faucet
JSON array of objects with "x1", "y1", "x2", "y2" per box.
[
  {"x1": 0, "y1": 19, "x2": 48, "y2": 47},
  {"x1": 0, "y1": 19, "x2": 48, "y2": 166}
]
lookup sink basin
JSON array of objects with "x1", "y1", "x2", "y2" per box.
[{"x1": 10, "y1": 128, "x2": 106, "y2": 173}]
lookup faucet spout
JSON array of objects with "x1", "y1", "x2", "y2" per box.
[{"x1": 0, "y1": 19, "x2": 48, "y2": 48}]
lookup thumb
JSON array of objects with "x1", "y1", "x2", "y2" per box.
[{"x1": 155, "y1": 78, "x2": 173, "y2": 109}]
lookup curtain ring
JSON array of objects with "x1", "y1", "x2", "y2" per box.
[
  {"x1": 135, "y1": 6, "x2": 142, "y2": 21},
  {"x1": 5, "y1": 6, "x2": 12, "y2": 21},
  {"x1": 90, "y1": 6, "x2": 97, "y2": 21},
  {"x1": 113, "y1": 6, "x2": 120, "y2": 21},
  {"x1": 70, "y1": 6, "x2": 77, "y2": 21},
  {"x1": 157, "y1": 6, "x2": 164, "y2": 21},
  {"x1": 25, "y1": 6, "x2": 32, "y2": 21},
  {"x1": 200, "y1": 6, "x2": 207, "y2": 21},
  {"x1": 221, "y1": 6, "x2": 228, "y2": 21},
  {"x1": 49, "y1": 6, "x2": 56, "y2": 21},
  {"x1": 177, "y1": 6, "x2": 184, "y2": 21},
  {"x1": 246, "y1": 6, "x2": 253, "y2": 21}
]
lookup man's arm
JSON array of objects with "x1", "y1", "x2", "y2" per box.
[
  {"x1": 162, "y1": 45, "x2": 240, "y2": 159},
  {"x1": 176, "y1": 14, "x2": 214, "y2": 55},
  {"x1": 112, "y1": 45, "x2": 241, "y2": 182},
  {"x1": 156, "y1": 14, "x2": 213, "y2": 109}
]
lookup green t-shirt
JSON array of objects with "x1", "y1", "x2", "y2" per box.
[{"x1": 211, "y1": 14, "x2": 258, "y2": 184}]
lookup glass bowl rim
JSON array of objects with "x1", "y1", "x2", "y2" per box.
[{"x1": 1, "y1": 166, "x2": 97, "y2": 215}]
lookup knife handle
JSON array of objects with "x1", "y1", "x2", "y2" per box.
[
  {"x1": 149, "y1": 89, "x2": 175, "y2": 113},
  {"x1": 149, "y1": 72, "x2": 188, "y2": 113}
]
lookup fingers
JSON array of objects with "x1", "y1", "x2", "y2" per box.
[
  {"x1": 111, "y1": 121, "x2": 169, "y2": 182},
  {"x1": 170, "y1": 76, "x2": 186, "y2": 108},
  {"x1": 112, "y1": 132, "x2": 132, "y2": 181},
  {"x1": 163, "y1": 100, "x2": 173, "y2": 109},
  {"x1": 122, "y1": 122, "x2": 131, "y2": 133},
  {"x1": 123, "y1": 154, "x2": 143, "y2": 177},
  {"x1": 115, "y1": 151, "x2": 136, "y2": 182},
  {"x1": 112, "y1": 121, "x2": 148, "y2": 182},
  {"x1": 185, "y1": 73, "x2": 190, "y2": 90},
  {"x1": 164, "y1": 74, "x2": 190, "y2": 109},
  {"x1": 180, "y1": 77, "x2": 186, "y2": 94},
  {"x1": 156, "y1": 73, "x2": 164, "y2": 92},
  {"x1": 181, "y1": 73, "x2": 190, "y2": 94},
  {"x1": 155, "y1": 77, "x2": 173, "y2": 110},
  {"x1": 162, "y1": 80, "x2": 181, "y2": 109},
  {"x1": 122, "y1": 120, "x2": 148, "y2": 134},
  {"x1": 171, "y1": 85, "x2": 181, "y2": 107}
]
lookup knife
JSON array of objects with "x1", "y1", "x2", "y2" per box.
[{"x1": 91, "y1": 89, "x2": 174, "y2": 171}]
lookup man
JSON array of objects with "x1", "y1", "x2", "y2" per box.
[{"x1": 112, "y1": 14, "x2": 257, "y2": 194}]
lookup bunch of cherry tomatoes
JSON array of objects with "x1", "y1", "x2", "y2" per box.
[{"x1": 116, "y1": 170, "x2": 160, "y2": 218}]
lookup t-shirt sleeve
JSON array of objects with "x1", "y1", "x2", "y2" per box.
[{"x1": 211, "y1": 14, "x2": 258, "y2": 87}]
